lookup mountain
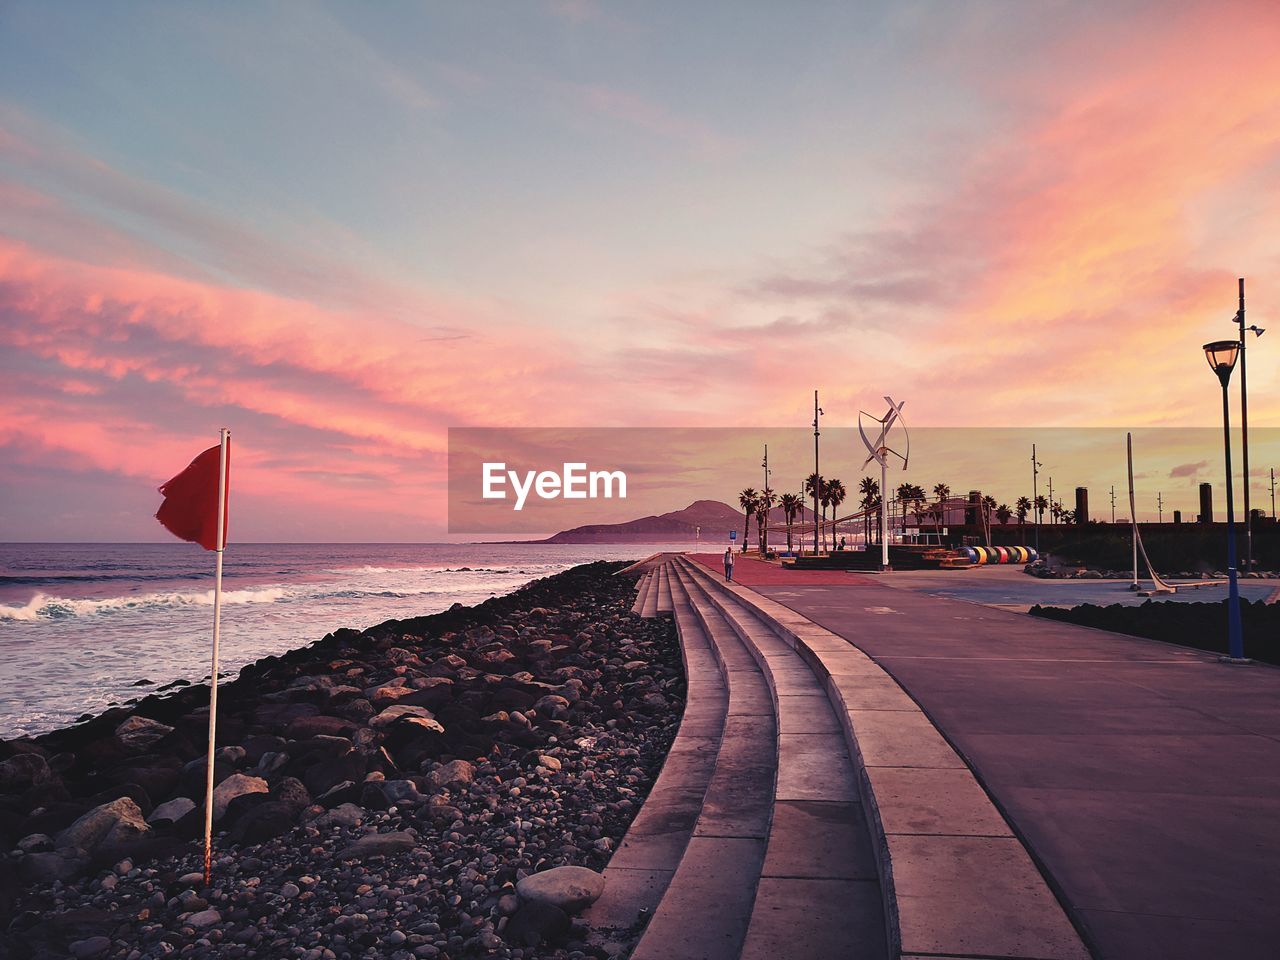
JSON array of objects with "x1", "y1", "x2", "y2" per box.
[{"x1": 540, "y1": 498, "x2": 815, "y2": 544}]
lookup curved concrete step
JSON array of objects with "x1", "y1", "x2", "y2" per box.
[
  {"x1": 627, "y1": 563, "x2": 776, "y2": 960},
  {"x1": 678, "y1": 558, "x2": 890, "y2": 960},
  {"x1": 631, "y1": 569, "x2": 654, "y2": 617},
  {"x1": 587, "y1": 568, "x2": 729, "y2": 951},
  {"x1": 678, "y1": 556, "x2": 1090, "y2": 960},
  {"x1": 656, "y1": 564, "x2": 674, "y2": 615}
]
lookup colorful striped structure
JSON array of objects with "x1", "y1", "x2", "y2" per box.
[{"x1": 962, "y1": 545, "x2": 1038, "y2": 564}]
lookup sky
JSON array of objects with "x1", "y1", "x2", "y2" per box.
[{"x1": 2, "y1": 0, "x2": 1279, "y2": 541}]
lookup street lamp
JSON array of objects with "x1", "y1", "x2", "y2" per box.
[
  {"x1": 1231, "y1": 279, "x2": 1264, "y2": 568},
  {"x1": 1203, "y1": 339, "x2": 1245, "y2": 661},
  {"x1": 813, "y1": 391, "x2": 823, "y2": 554}
]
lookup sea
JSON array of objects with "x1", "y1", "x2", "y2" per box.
[{"x1": 0, "y1": 542, "x2": 685, "y2": 740}]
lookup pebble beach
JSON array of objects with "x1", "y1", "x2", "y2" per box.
[{"x1": 0, "y1": 561, "x2": 682, "y2": 960}]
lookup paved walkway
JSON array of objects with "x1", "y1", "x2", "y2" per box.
[
  {"x1": 751, "y1": 580, "x2": 1280, "y2": 960},
  {"x1": 690, "y1": 553, "x2": 878, "y2": 586}
]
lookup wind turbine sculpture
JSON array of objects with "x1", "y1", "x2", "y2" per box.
[{"x1": 859, "y1": 397, "x2": 909, "y2": 571}]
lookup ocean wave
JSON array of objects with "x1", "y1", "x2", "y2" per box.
[{"x1": 0, "y1": 587, "x2": 291, "y2": 622}]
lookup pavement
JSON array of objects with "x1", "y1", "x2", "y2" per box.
[
  {"x1": 882, "y1": 564, "x2": 1280, "y2": 610},
  {"x1": 689, "y1": 553, "x2": 878, "y2": 586},
  {"x1": 751, "y1": 579, "x2": 1280, "y2": 960}
]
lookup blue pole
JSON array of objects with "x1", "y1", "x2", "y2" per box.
[{"x1": 1220, "y1": 382, "x2": 1245, "y2": 659}]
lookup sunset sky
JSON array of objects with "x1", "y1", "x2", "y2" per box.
[{"x1": 2, "y1": 0, "x2": 1278, "y2": 540}]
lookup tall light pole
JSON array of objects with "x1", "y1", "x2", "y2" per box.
[
  {"x1": 1204, "y1": 340, "x2": 1246, "y2": 661},
  {"x1": 1048, "y1": 477, "x2": 1054, "y2": 524},
  {"x1": 1232, "y1": 278, "x2": 1265, "y2": 568},
  {"x1": 1110, "y1": 485, "x2": 1116, "y2": 524},
  {"x1": 1031, "y1": 444, "x2": 1042, "y2": 553},
  {"x1": 1271, "y1": 467, "x2": 1276, "y2": 520},
  {"x1": 761, "y1": 444, "x2": 771, "y2": 554},
  {"x1": 813, "y1": 391, "x2": 823, "y2": 554},
  {"x1": 1158, "y1": 492, "x2": 1164, "y2": 524}
]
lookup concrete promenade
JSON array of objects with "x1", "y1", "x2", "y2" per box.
[{"x1": 728, "y1": 569, "x2": 1280, "y2": 960}]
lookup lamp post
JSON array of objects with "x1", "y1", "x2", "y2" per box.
[
  {"x1": 1232, "y1": 278, "x2": 1265, "y2": 568},
  {"x1": 813, "y1": 391, "x2": 823, "y2": 554},
  {"x1": 1031, "y1": 444, "x2": 1042, "y2": 553},
  {"x1": 1110, "y1": 485, "x2": 1116, "y2": 524},
  {"x1": 1203, "y1": 339, "x2": 1246, "y2": 661},
  {"x1": 761, "y1": 444, "x2": 771, "y2": 554}
]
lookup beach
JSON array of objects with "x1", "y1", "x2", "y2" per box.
[{"x1": 0, "y1": 560, "x2": 683, "y2": 959}]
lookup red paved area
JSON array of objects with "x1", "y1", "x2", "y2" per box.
[{"x1": 689, "y1": 553, "x2": 877, "y2": 586}]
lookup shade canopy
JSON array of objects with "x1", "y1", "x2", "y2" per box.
[{"x1": 1203, "y1": 339, "x2": 1239, "y2": 384}]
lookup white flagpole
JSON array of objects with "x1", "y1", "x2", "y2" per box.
[{"x1": 203, "y1": 428, "x2": 230, "y2": 885}]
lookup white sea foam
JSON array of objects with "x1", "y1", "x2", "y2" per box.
[{"x1": 0, "y1": 586, "x2": 290, "y2": 620}]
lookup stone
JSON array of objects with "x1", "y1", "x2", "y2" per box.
[
  {"x1": 17, "y1": 832, "x2": 53, "y2": 853},
  {"x1": 188, "y1": 908, "x2": 222, "y2": 928},
  {"x1": 0, "y1": 752, "x2": 54, "y2": 791},
  {"x1": 230, "y1": 801, "x2": 297, "y2": 845},
  {"x1": 363, "y1": 779, "x2": 423, "y2": 808},
  {"x1": 368, "y1": 704, "x2": 441, "y2": 730},
  {"x1": 339, "y1": 830, "x2": 416, "y2": 860},
  {"x1": 22, "y1": 848, "x2": 89, "y2": 883},
  {"x1": 536, "y1": 755, "x2": 562, "y2": 772},
  {"x1": 280, "y1": 882, "x2": 301, "y2": 899},
  {"x1": 504, "y1": 899, "x2": 569, "y2": 947},
  {"x1": 311, "y1": 803, "x2": 365, "y2": 830},
  {"x1": 270, "y1": 776, "x2": 312, "y2": 811},
  {"x1": 57, "y1": 797, "x2": 151, "y2": 853},
  {"x1": 516, "y1": 865, "x2": 605, "y2": 914},
  {"x1": 212, "y1": 773, "x2": 269, "y2": 822},
  {"x1": 70, "y1": 936, "x2": 111, "y2": 958},
  {"x1": 149, "y1": 797, "x2": 196, "y2": 824},
  {"x1": 532, "y1": 695, "x2": 570, "y2": 720},
  {"x1": 284, "y1": 715, "x2": 354, "y2": 739},
  {"x1": 424, "y1": 759, "x2": 475, "y2": 792},
  {"x1": 114, "y1": 715, "x2": 174, "y2": 752}
]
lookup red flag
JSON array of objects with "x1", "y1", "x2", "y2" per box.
[{"x1": 156, "y1": 441, "x2": 230, "y2": 550}]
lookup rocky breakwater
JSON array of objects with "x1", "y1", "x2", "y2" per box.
[{"x1": 0, "y1": 561, "x2": 683, "y2": 959}]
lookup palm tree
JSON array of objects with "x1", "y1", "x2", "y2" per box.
[
  {"x1": 804, "y1": 473, "x2": 824, "y2": 551},
  {"x1": 755, "y1": 488, "x2": 777, "y2": 554},
  {"x1": 996, "y1": 503, "x2": 1012, "y2": 525},
  {"x1": 858, "y1": 476, "x2": 879, "y2": 545},
  {"x1": 1034, "y1": 494, "x2": 1048, "y2": 528},
  {"x1": 779, "y1": 492, "x2": 802, "y2": 553},
  {"x1": 825, "y1": 477, "x2": 847, "y2": 551},
  {"x1": 738, "y1": 487, "x2": 757, "y2": 550},
  {"x1": 896, "y1": 482, "x2": 913, "y2": 534},
  {"x1": 932, "y1": 483, "x2": 951, "y2": 534}
]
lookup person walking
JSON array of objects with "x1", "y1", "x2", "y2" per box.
[{"x1": 723, "y1": 547, "x2": 735, "y2": 582}]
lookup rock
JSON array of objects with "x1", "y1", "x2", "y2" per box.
[
  {"x1": 303, "y1": 753, "x2": 366, "y2": 796},
  {"x1": 363, "y1": 779, "x2": 423, "y2": 809},
  {"x1": 230, "y1": 801, "x2": 297, "y2": 845},
  {"x1": 17, "y1": 832, "x2": 53, "y2": 853},
  {"x1": 70, "y1": 936, "x2": 111, "y2": 958},
  {"x1": 339, "y1": 830, "x2": 416, "y2": 860},
  {"x1": 536, "y1": 754, "x2": 562, "y2": 772},
  {"x1": 212, "y1": 773, "x2": 268, "y2": 822},
  {"x1": 22, "y1": 847, "x2": 89, "y2": 883},
  {"x1": 280, "y1": 882, "x2": 301, "y2": 899},
  {"x1": 311, "y1": 802, "x2": 364, "y2": 829},
  {"x1": 284, "y1": 715, "x2": 354, "y2": 739},
  {"x1": 0, "y1": 752, "x2": 54, "y2": 791},
  {"x1": 188, "y1": 907, "x2": 222, "y2": 928},
  {"x1": 149, "y1": 797, "x2": 196, "y2": 824},
  {"x1": 57, "y1": 797, "x2": 151, "y2": 853},
  {"x1": 113, "y1": 716, "x2": 174, "y2": 752},
  {"x1": 532, "y1": 695, "x2": 570, "y2": 720},
  {"x1": 368, "y1": 704, "x2": 440, "y2": 729},
  {"x1": 516, "y1": 865, "x2": 605, "y2": 913},
  {"x1": 424, "y1": 759, "x2": 475, "y2": 792},
  {"x1": 504, "y1": 899, "x2": 570, "y2": 947},
  {"x1": 270, "y1": 776, "x2": 312, "y2": 811}
]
